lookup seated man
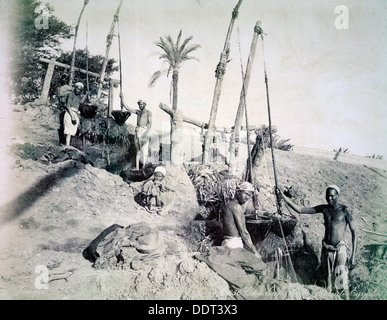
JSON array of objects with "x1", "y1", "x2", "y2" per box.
[
  {"x1": 195, "y1": 182, "x2": 267, "y2": 298},
  {"x1": 222, "y1": 181, "x2": 259, "y2": 256}
]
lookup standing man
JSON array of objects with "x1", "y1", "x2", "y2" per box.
[
  {"x1": 62, "y1": 82, "x2": 88, "y2": 147},
  {"x1": 222, "y1": 181, "x2": 259, "y2": 256},
  {"x1": 280, "y1": 185, "x2": 357, "y2": 299},
  {"x1": 120, "y1": 94, "x2": 152, "y2": 170},
  {"x1": 57, "y1": 74, "x2": 73, "y2": 145}
]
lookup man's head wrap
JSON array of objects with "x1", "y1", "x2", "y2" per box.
[
  {"x1": 74, "y1": 82, "x2": 84, "y2": 89},
  {"x1": 236, "y1": 181, "x2": 255, "y2": 193},
  {"x1": 137, "y1": 99, "x2": 146, "y2": 106},
  {"x1": 327, "y1": 185, "x2": 340, "y2": 194},
  {"x1": 154, "y1": 166, "x2": 166, "y2": 177}
]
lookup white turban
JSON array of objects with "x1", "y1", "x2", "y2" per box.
[
  {"x1": 154, "y1": 166, "x2": 166, "y2": 177},
  {"x1": 137, "y1": 99, "x2": 146, "y2": 106},
  {"x1": 75, "y1": 82, "x2": 84, "y2": 88},
  {"x1": 236, "y1": 181, "x2": 255, "y2": 192},
  {"x1": 327, "y1": 185, "x2": 340, "y2": 194}
]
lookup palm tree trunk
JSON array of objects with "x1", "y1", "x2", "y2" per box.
[
  {"x1": 159, "y1": 103, "x2": 184, "y2": 165},
  {"x1": 202, "y1": 0, "x2": 244, "y2": 164},
  {"x1": 172, "y1": 70, "x2": 179, "y2": 112},
  {"x1": 69, "y1": 0, "x2": 89, "y2": 86},
  {"x1": 170, "y1": 70, "x2": 180, "y2": 162},
  {"x1": 170, "y1": 110, "x2": 184, "y2": 165}
]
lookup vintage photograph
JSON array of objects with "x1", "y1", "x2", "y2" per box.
[{"x1": 0, "y1": 0, "x2": 386, "y2": 302}]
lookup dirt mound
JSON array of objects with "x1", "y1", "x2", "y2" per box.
[
  {"x1": 1, "y1": 102, "x2": 386, "y2": 300},
  {"x1": 0, "y1": 156, "x2": 231, "y2": 299}
]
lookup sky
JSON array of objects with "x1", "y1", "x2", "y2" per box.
[{"x1": 7, "y1": 0, "x2": 387, "y2": 158}]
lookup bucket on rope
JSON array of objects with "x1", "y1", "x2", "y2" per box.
[
  {"x1": 79, "y1": 103, "x2": 98, "y2": 119},
  {"x1": 111, "y1": 110, "x2": 131, "y2": 125}
]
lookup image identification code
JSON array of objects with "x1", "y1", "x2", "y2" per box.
[{"x1": 148, "y1": 304, "x2": 238, "y2": 317}]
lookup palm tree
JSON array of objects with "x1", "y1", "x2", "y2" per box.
[{"x1": 149, "y1": 30, "x2": 201, "y2": 112}]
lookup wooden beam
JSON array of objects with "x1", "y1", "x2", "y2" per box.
[
  {"x1": 39, "y1": 57, "x2": 120, "y2": 85},
  {"x1": 159, "y1": 103, "x2": 259, "y2": 134},
  {"x1": 203, "y1": 0, "x2": 244, "y2": 164},
  {"x1": 229, "y1": 21, "x2": 263, "y2": 175},
  {"x1": 36, "y1": 57, "x2": 56, "y2": 104}
]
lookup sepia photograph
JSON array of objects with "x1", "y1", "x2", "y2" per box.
[{"x1": 0, "y1": 0, "x2": 386, "y2": 304}]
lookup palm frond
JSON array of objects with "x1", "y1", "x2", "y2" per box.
[
  {"x1": 156, "y1": 37, "x2": 173, "y2": 55},
  {"x1": 181, "y1": 44, "x2": 201, "y2": 60},
  {"x1": 159, "y1": 53, "x2": 172, "y2": 63},
  {"x1": 156, "y1": 41, "x2": 172, "y2": 55},
  {"x1": 148, "y1": 69, "x2": 168, "y2": 87},
  {"x1": 165, "y1": 35, "x2": 177, "y2": 65},
  {"x1": 176, "y1": 29, "x2": 183, "y2": 49},
  {"x1": 178, "y1": 35, "x2": 194, "y2": 54},
  {"x1": 180, "y1": 56, "x2": 200, "y2": 65}
]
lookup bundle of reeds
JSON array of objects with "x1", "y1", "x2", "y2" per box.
[{"x1": 187, "y1": 164, "x2": 242, "y2": 219}]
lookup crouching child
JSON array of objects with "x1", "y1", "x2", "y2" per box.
[{"x1": 136, "y1": 166, "x2": 173, "y2": 212}]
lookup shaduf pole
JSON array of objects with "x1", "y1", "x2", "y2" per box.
[
  {"x1": 202, "y1": 0, "x2": 244, "y2": 164},
  {"x1": 97, "y1": 0, "x2": 124, "y2": 100},
  {"x1": 229, "y1": 21, "x2": 263, "y2": 175},
  {"x1": 69, "y1": 0, "x2": 89, "y2": 86}
]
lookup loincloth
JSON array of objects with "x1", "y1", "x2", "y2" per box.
[
  {"x1": 222, "y1": 236, "x2": 243, "y2": 249},
  {"x1": 63, "y1": 107, "x2": 79, "y2": 136},
  {"x1": 321, "y1": 240, "x2": 349, "y2": 291},
  {"x1": 135, "y1": 126, "x2": 149, "y2": 145},
  {"x1": 322, "y1": 240, "x2": 348, "y2": 251}
]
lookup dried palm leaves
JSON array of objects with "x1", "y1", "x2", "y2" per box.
[{"x1": 187, "y1": 164, "x2": 242, "y2": 219}]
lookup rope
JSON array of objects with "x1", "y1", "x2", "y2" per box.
[
  {"x1": 236, "y1": 25, "x2": 259, "y2": 211},
  {"x1": 85, "y1": 7, "x2": 89, "y2": 94},
  {"x1": 117, "y1": 17, "x2": 123, "y2": 110},
  {"x1": 260, "y1": 34, "x2": 282, "y2": 214},
  {"x1": 360, "y1": 228, "x2": 387, "y2": 238},
  {"x1": 236, "y1": 26, "x2": 254, "y2": 186},
  {"x1": 260, "y1": 130, "x2": 277, "y2": 209},
  {"x1": 261, "y1": 35, "x2": 287, "y2": 213},
  {"x1": 260, "y1": 33, "x2": 298, "y2": 283}
]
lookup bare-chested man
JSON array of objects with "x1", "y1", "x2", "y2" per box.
[
  {"x1": 280, "y1": 185, "x2": 357, "y2": 299},
  {"x1": 222, "y1": 181, "x2": 259, "y2": 256},
  {"x1": 120, "y1": 94, "x2": 152, "y2": 170}
]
